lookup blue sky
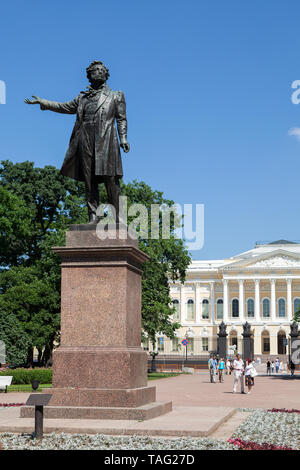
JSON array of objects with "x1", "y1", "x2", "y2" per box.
[{"x1": 1, "y1": 0, "x2": 300, "y2": 260}]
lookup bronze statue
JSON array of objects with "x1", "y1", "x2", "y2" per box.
[
  {"x1": 242, "y1": 321, "x2": 251, "y2": 337},
  {"x1": 25, "y1": 61, "x2": 130, "y2": 223},
  {"x1": 290, "y1": 321, "x2": 299, "y2": 337},
  {"x1": 218, "y1": 321, "x2": 227, "y2": 337}
]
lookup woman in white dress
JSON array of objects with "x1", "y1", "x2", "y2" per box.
[{"x1": 244, "y1": 358, "x2": 256, "y2": 394}]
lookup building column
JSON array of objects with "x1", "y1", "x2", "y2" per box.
[
  {"x1": 255, "y1": 279, "x2": 260, "y2": 321},
  {"x1": 223, "y1": 279, "x2": 229, "y2": 322},
  {"x1": 195, "y1": 282, "x2": 201, "y2": 323},
  {"x1": 287, "y1": 278, "x2": 293, "y2": 321},
  {"x1": 271, "y1": 279, "x2": 276, "y2": 321},
  {"x1": 210, "y1": 282, "x2": 215, "y2": 324},
  {"x1": 239, "y1": 279, "x2": 245, "y2": 322},
  {"x1": 180, "y1": 284, "x2": 185, "y2": 323}
]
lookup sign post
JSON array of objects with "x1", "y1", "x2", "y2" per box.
[
  {"x1": 182, "y1": 339, "x2": 189, "y2": 362},
  {"x1": 25, "y1": 394, "x2": 52, "y2": 439}
]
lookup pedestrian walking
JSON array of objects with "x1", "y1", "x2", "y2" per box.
[
  {"x1": 208, "y1": 355, "x2": 217, "y2": 383},
  {"x1": 271, "y1": 361, "x2": 274, "y2": 374},
  {"x1": 226, "y1": 358, "x2": 231, "y2": 375},
  {"x1": 244, "y1": 358, "x2": 257, "y2": 394},
  {"x1": 275, "y1": 358, "x2": 280, "y2": 374},
  {"x1": 290, "y1": 361, "x2": 295, "y2": 377},
  {"x1": 266, "y1": 359, "x2": 271, "y2": 375},
  {"x1": 233, "y1": 353, "x2": 245, "y2": 394},
  {"x1": 218, "y1": 357, "x2": 225, "y2": 382}
]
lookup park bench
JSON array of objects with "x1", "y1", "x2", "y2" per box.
[{"x1": 0, "y1": 376, "x2": 13, "y2": 393}]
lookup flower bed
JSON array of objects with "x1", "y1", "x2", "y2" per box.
[
  {"x1": 267, "y1": 408, "x2": 300, "y2": 414},
  {"x1": 0, "y1": 433, "x2": 237, "y2": 450},
  {"x1": 228, "y1": 438, "x2": 293, "y2": 450},
  {"x1": 231, "y1": 410, "x2": 300, "y2": 450}
]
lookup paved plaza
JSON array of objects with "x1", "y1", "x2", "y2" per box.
[
  {"x1": 155, "y1": 371, "x2": 300, "y2": 409},
  {"x1": 0, "y1": 372, "x2": 298, "y2": 438}
]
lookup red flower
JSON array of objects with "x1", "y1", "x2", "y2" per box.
[
  {"x1": 267, "y1": 408, "x2": 300, "y2": 414},
  {"x1": 228, "y1": 438, "x2": 293, "y2": 451}
]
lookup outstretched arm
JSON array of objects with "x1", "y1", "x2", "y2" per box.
[
  {"x1": 115, "y1": 91, "x2": 130, "y2": 153},
  {"x1": 24, "y1": 95, "x2": 79, "y2": 114}
]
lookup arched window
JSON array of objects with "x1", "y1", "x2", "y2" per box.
[
  {"x1": 247, "y1": 298, "x2": 254, "y2": 318},
  {"x1": 278, "y1": 298, "x2": 286, "y2": 318},
  {"x1": 187, "y1": 299, "x2": 195, "y2": 321},
  {"x1": 263, "y1": 298, "x2": 270, "y2": 318},
  {"x1": 294, "y1": 298, "x2": 300, "y2": 315},
  {"x1": 172, "y1": 299, "x2": 180, "y2": 320},
  {"x1": 277, "y1": 330, "x2": 286, "y2": 355},
  {"x1": 232, "y1": 299, "x2": 239, "y2": 317},
  {"x1": 202, "y1": 299, "x2": 209, "y2": 319},
  {"x1": 216, "y1": 299, "x2": 223, "y2": 319}
]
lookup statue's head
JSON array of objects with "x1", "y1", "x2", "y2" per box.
[{"x1": 86, "y1": 61, "x2": 110, "y2": 84}]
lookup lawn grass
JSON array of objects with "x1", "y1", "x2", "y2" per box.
[
  {"x1": 147, "y1": 372, "x2": 180, "y2": 380},
  {"x1": 5, "y1": 384, "x2": 52, "y2": 393}
]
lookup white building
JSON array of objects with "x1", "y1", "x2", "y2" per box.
[{"x1": 148, "y1": 240, "x2": 300, "y2": 359}]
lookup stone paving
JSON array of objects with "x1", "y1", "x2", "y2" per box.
[
  {"x1": 155, "y1": 372, "x2": 300, "y2": 409},
  {"x1": 0, "y1": 373, "x2": 298, "y2": 437}
]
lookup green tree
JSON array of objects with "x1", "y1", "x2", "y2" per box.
[
  {"x1": 0, "y1": 160, "x2": 87, "y2": 265},
  {"x1": 0, "y1": 308, "x2": 31, "y2": 366},
  {"x1": 294, "y1": 309, "x2": 300, "y2": 323},
  {"x1": 0, "y1": 186, "x2": 32, "y2": 268},
  {"x1": 0, "y1": 160, "x2": 86, "y2": 364}
]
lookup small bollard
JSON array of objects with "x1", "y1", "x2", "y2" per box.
[{"x1": 25, "y1": 394, "x2": 52, "y2": 439}]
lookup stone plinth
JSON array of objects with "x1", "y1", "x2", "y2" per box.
[{"x1": 21, "y1": 224, "x2": 172, "y2": 420}]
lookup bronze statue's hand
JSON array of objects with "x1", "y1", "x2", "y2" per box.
[
  {"x1": 120, "y1": 141, "x2": 130, "y2": 153},
  {"x1": 24, "y1": 95, "x2": 42, "y2": 105}
]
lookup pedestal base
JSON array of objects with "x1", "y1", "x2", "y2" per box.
[
  {"x1": 25, "y1": 224, "x2": 172, "y2": 420},
  {"x1": 42, "y1": 385, "x2": 156, "y2": 408},
  {"x1": 20, "y1": 401, "x2": 172, "y2": 421}
]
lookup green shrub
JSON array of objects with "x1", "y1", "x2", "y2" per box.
[{"x1": 0, "y1": 368, "x2": 52, "y2": 385}]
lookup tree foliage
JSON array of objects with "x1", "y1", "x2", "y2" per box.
[{"x1": 0, "y1": 308, "x2": 31, "y2": 366}]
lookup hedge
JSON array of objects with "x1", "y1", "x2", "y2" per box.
[{"x1": 0, "y1": 368, "x2": 52, "y2": 385}]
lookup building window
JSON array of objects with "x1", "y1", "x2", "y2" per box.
[
  {"x1": 263, "y1": 298, "x2": 270, "y2": 318},
  {"x1": 247, "y1": 298, "x2": 254, "y2": 318},
  {"x1": 187, "y1": 338, "x2": 194, "y2": 352},
  {"x1": 171, "y1": 338, "x2": 179, "y2": 352},
  {"x1": 187, "y1": 299, "x2": 195, "y2": 321},
  {"x1": 158, "y1": 337, "x2": 164, "y2": 352},
  {"x1": 172, "y1": 299, "x2": 180, "y2": 320},
  {"x1": 202, "y1": 299, "x2": 209, "y2": 319},
  {"x1": 294, "y1": 298, "x2": 300, "y2": 315},
  {"x1": 278, "y1": 298, "x2": 286, "y2": 318},
  {"x1": 142, "y1": 338, "x2": 149, "y2": 351},
  {"x1": 202, "y1": 337, "x2": 208, "y2": 351},
  {"x1": 232, "y1": 299, "x2": 239, "y2": 317},
  {"x1": 216, "y1": 299, "x2": 223, "y2": 319},
  {"x1": 263, "y1": 336, "x2": 270, "y2": 353}
]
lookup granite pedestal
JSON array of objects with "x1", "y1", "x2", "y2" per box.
[{"x1": 21, "y1": 224, "x2": 172, "y2": 420}]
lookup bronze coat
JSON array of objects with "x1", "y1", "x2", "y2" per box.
[{"x1": 40, "y1": 84, "x2": 127, "y2": 181}]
